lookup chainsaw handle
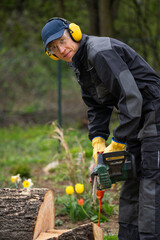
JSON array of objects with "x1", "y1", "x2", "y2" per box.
[
  {"x1": 102, "y1": 150, "x2": 127, "y2": 159},
  {"x1": 99, "y1": 150, "x2": 135, "y2": 162},
  {"x1": 98, "y1": 151, "x2": 137, "y2": 179},
  {"x1": 97, "y1": 151, "x2": 126, "y2": 166}
]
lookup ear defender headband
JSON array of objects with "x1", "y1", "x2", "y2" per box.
[{"x1": 45, "y1": 17, "x2": 82, "y2": 61}]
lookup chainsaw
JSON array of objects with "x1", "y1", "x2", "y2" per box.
[{"x1": 91, "y1": 151, "x2": 136, "y2": 202}]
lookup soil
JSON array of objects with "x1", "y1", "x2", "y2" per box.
[{"x1": 55, "y1": 214, "x2": 119, "y2": 236}]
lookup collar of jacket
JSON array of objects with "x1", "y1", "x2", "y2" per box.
[{"x1": 72, "y1": 34, "x2": 88, "y2": 65}]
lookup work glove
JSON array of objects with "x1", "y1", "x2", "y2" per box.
[
  {"x1": 92, "y1": 137, "x2": 106, "y2": 164},
  {"x1": 104, "y1": 138, "x2": 126, "y2": 160}
]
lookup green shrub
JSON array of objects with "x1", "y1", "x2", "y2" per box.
[{"x1": 10, "y1": 164, "x2": 31, "y2": 179}]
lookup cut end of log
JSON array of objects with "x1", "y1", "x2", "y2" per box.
[{"x1": 33, "y1": 190, "x2": 55, "y2": 240}]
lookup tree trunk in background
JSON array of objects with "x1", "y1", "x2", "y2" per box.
[
  {"x1": 99, "y1": 0, "x2": 113, "y2": 37},
  {"x1": 58, "y1": 0, "x2": 65, "y2": 18},
  {"x1": 153, "y1": 0, "x2": 160, "y2": 70},
  {"x1": 133, "y1": 0, "x2": 160, "y2": 70},
  {"x1": 86, "y1": 0, "x2": 100, "y2": 35},
  {"x1": 98, "y1": 0, "x2": 120, "y2": 37}
]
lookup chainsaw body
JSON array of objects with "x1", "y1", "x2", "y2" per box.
[{"x1": 91, "y1": 151, "x2": 137, "y2": 191}]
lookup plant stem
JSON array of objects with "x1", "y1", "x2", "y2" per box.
[
  {"x1": 81, "y1": 205, "x2": 90, "y2": 218},
  {"x1": 14, "y1": 181, "x2": 18, "y2": 188}
]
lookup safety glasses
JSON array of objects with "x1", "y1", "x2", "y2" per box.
[{"x1": 46, "y1": 30, "x2": 70, "y2": 55}]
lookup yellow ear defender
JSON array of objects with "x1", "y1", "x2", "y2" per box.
[
  {"x1": 45, "y1": 17, "x2": 82, "y2": 61},
  {"x1": 46, "y1": 51, "x2": 59, "y2": 61},
  {"x1": 69, "y1": 23, "x2": 82, "y2": 42}
]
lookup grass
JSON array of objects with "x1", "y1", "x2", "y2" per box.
[
  {"x1": 0, "y1": 124, "x2": 57, "y2": 186},
  {"x1": 104, "y1": 236, "x2": 118, "y2": 240},
  {"x1": 0, "y1": 123, "x2": 93, "y2": 188}
]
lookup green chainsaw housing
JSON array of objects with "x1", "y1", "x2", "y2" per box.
[{"x1": 91, "y1": 151, "x2": 136, "y2": 190}]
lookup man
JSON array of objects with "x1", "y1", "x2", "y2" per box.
[{"x1": 41, "y1": 17, "x2": 160, "y2": 240}]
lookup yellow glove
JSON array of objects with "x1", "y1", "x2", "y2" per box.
[
  {"x1": 104, "y1": 138, "x2": 126, "y2": 160},
  {"x1": 92, "y1": 137, "x2": 106, "y2": 164}
]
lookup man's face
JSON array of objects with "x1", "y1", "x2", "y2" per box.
[{"x1": 47, "y1": 30, "x2": 80, "y2": 62}]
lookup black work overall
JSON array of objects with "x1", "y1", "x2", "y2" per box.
[{"x1": 72, "y1": 34, "x2": 160, "y2": 239}]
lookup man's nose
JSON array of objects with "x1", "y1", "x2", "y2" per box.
[{"x1": 58, "y1": 44, "x2": 65, "y2": 53}]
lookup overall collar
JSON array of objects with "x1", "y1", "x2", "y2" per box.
[{"x1": 72, "y1": 34, "x2": 88, "y2": 66}]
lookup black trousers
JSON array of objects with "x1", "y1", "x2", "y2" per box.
[{"x1": 118, "y1": 137, "x2": 160, "y2": 240}]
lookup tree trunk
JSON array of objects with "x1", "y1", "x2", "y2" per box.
[
  {"x1": 98, "y1": 0, "x2": 120, "y2": 37},
  {"x1": 36, "y1": 222, "x2": 103, "y2": 240},
  {"x1": 0, "y1": 188, "x2": 55, "y2": 240},
  {"x1": 0, "y1": 188, "x2": 103, "y2": 240},
  {"x1": 98, "y1": 0, "x2": 113, "y2": 37},
  {"x1": 58, "y1": 0, "x2": 65, "y2": 18},
  {"x1": 86, "y1": 0, "x2": 100, "y2": 35}
]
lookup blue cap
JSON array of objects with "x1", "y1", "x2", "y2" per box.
[{"x1": 41, "y1": 19, "x2": 69, "y2": 51}]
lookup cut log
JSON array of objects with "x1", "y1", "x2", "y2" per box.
[
  {"x1": 36, "y1": 223, "x2": 103, "y2": 240},
  {"x1": 0, "y1": 188, "x2": 103, "y2": 240},
  {"x1": 0, "y1": 188, "x2": 54, "y2": 240}
]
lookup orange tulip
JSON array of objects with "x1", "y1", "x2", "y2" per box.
[{"x1": 78, "y1": 198, "x2": 84, "y2": 206}]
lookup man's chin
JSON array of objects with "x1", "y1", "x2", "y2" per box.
[
  {"x1": 66, "y1": 58, "x2": 72, "y2": 63},
  {"x1": 63, "y1": 56, "x2": 73, "y2": 62}
]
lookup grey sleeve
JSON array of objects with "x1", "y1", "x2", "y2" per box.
[{"x1": 89, "y1": 44, "x2": 142, "y2": 142}]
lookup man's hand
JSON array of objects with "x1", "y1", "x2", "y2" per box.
[
  {"x1": 104, "y1": 138, "x2": 126, "y2": 160},
  {"x1": 92, "y1": 137, "x2": 106, "y2": 164}
]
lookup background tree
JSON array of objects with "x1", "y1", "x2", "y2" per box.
[
  {"x1": 98, "y1": 0, "x2": 121, "y2": 37},
  {"x1": 86, "y1": 0, "x2": 99, "y2": 35},
  {"x1": 132, "y1": 0, "x2": 160, "y2": 69},
  {"x1": 0, "y1": 0, "x2": 160, "y2": 126}
]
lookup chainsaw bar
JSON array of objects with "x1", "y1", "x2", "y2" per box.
[{"x1": 92, "y1": 176, "x2": 98, "y2": 204}]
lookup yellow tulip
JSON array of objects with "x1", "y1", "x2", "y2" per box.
[
  {"x1": 75, "y1": 183, "x2": 84, "y2": 194},
  {"x1": 66, "y1": 186, "x2": 74, "y2": 195}
]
